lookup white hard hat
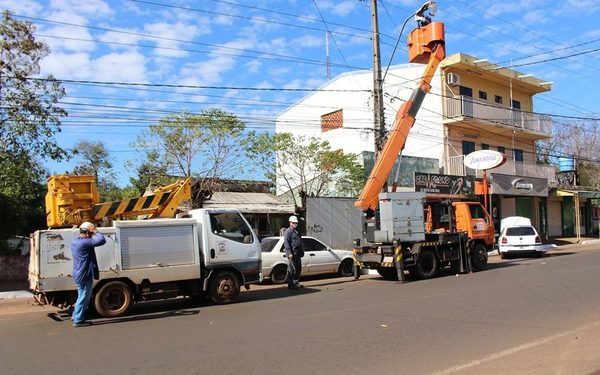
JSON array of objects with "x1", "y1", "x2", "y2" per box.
[
  {"x1": 79, "y1": 221, "x2": 95, "y2": 232},
  {"x1": 288, "y1": 215, "x2": 299, "y2": 223}
]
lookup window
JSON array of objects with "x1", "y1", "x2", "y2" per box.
[
  {"x1": 302, "y1": 238, "x2": 327, "y2": 252},
  {"x1": 514, "y1": 149, "x2": 523, "y2": 162},
  {"x1": 261, "y1": 238, "x2": 280, "y2": 252},
  {"x1": 321, "y1": 109, "x2": 343, "y2": 133},
  {"x1": 498, "y1": 146, "x2": 506, "y2": 154},
  {"x1": 209, "y1": 212, "x2": 254, "y2": 244},
  {"x1": 506, "y1": 227, "x2": 536, "y2": 236},
  {"x1": 478, "y1": 91, "x2": 487, "y2": 100},
  {"x1": 494, "y1": 95, "x2": 503, "y2": 104},
  {"x1": 481, "y1": 143, "x2": 489, "y2": 150},
  {"x1": 462, "y1": 140, "x2": 475, "y2": 155},
  {"x1": 459, "y1": 86, "x2": 473, "y2": 97},
  {"x1": 511, "y1": 100, "x2": 521, "y2": 109}
]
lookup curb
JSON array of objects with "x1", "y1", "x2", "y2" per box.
[{"x1": 0, "y1": 290, "x2": 33, "y2": 300}]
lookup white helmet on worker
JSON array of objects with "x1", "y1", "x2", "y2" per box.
[
  {"x1": 288, "y1": 215, "x2": 299, "y2": 223},
  {"x1": 79, "y1": 221, "x2": 95, "y2": 233}
]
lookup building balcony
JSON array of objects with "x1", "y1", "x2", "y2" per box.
[
  {"x1": 445, "y1": 155, "x2": 557, "y2": 184},
  {"x1": 443, "y1": 96, "x2": 552, "y2": 138}
]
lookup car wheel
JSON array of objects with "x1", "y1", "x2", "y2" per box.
[
  {"x1": 94, "y1": 281, "x2": 133, "y2": 318},
  {"x1": 499, "y1": 251, "x2": 507, "y2": 259},
  {"x1": 270, "y1": 264, "x2": 289, "y2": 284},
  {"x1": 208, "y1": 271, "x2": 240, "y2": 304},
  {"x1": 470, "y1": 243, "x2": 488, "y2": 271},
  {"x1": 339, "y1": 259, "x2": 354, "y2": 277},
  {"x1": 534, "y1": 251, "x2": 544, "y2": 258},
  {"x1": 416, "y1": 248, "x2": 439, "y2": 279}
]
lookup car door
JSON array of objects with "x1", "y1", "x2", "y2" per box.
[{"x1": 303, "y1": 237, "x2": 339, "y2": 274}]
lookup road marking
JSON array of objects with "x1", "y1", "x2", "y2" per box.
[{"x1": 430, "y1": 319, "x2": 600, "y2": 375}]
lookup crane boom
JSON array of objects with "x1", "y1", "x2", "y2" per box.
[
  {"x1": 45, "y1": 174, "x2": 192, "y2": 227},
  {"x1": 355, "y1": 21, "x2": 445, "y2": 213}
]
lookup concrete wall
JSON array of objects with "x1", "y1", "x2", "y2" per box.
[{"x1": 0, "y1": 256, "x2": 28, "y2": 281}]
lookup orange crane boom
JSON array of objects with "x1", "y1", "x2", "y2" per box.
[{"x1": 355, "y1": 20, "x2": 445, "y2": 213}]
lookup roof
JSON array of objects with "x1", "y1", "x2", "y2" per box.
[{"x1": 202, "y1": 192, "x2": 295, "y2": 214}]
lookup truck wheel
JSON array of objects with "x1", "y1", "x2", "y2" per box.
[
  {"x1": 416, "y1": 249, "x2": 439, "y2": 279},
  {"x1": 339, "y1": 259, "x2": 354, "y2": 277},
  {"x1": 94, "y1": 281, "x2": 133, "y2": 318},
  {"x1": 270, "y1": 265, "x2": 289, "y2": 284},
  {"x1": 377, "y1": 267, "x2": 398, "y2": 281},
  {"x1": 208, "y1": 271, "x2": 240, "y2": 304},
  {"x1": 470, "y1": 243, "x2": 488, "y2": 271}
]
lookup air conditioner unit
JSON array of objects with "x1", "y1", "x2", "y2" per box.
[{"x1": 446, "y1": 72, "x2": 460, "y2": 86}]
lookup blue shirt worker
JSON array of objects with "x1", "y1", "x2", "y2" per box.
[
  {"x1": 283, "y1": 215, "x2": 303, "y2": 289},
  {"x1": 71, "y1": 221, "x2": 106, "y2": 327}
]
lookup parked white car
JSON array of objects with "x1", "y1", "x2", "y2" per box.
[
  {"x1": 498, "y1": 216, "x2": 546, "y2": 259},
  {"x1": 260, "y1": 236, "x2": 354, "y2": 284}
]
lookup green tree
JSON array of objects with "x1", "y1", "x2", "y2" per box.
[
  {"x1": 71, "y1": 140, "x2": 122, "y2": 201},
  {"x1": 0, "y1": 12, "x2": 67, "y2": 239},
  {"x1": 133, "y1": 109, "x2": 252, "y2": 203},
  {"x1": 247, "y1": 132, "x2": 364, "y2": 212},
  {"x1": 0, "y1": 11, "x2": 67, "y2": 161}
]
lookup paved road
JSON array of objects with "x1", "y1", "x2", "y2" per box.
[{"x1": 1, "y1": 245, "x2": 599, "y2": 375}]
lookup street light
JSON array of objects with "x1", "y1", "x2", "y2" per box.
[{"x1": 415, "y1": 1, "x2": 438, "y2": 27}]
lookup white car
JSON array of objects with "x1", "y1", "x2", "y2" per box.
[
  {"x1": 498, "y1": 216, "x2": 547, "y2": 259},
  {"x1": 260, "y1": 236, "x2": 355, "y2": 284}
]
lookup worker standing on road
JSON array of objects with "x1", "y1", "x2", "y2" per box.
[
  {"x1": 284, "y1": 215, "x2": 304, "y2": 289},
  {"x1": 71, "y1": 222, "x2": 106, "y2": 327}
]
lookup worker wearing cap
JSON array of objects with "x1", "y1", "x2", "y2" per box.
[
  {"x1": 283, "y1": 215, "x2": 304, "y2": 289},
  {"x1": 71, "y1": 222, "x2": 106, "y2": 327}
]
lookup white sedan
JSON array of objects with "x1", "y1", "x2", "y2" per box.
[
  {"x1": 498, "y1": 216, "x2": 548, "y2": 258},
  {"x1": 260, "y1": 236, "x2": 355, "y2": 284}
]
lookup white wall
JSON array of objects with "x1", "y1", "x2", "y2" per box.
[{"x1": 275, "y1": 64, "x2": 445, "y2": 195}]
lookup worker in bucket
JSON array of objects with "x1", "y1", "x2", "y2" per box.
[
  {"x1": 283, "y1": 215, "x2": 304, "y2": 289},
  {"x1": 71, "y1": 221, "x2": 106, "y2": 327}
]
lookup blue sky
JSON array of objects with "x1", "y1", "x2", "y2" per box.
[{"x1": 3, "y1": 0, "x2": 600, "y2": 186}]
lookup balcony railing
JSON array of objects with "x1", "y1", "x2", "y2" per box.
[
  {"x1": 445, "y1": 155, "x2": 557, "y2": 183},
  {"x1": 444, "y1": 96, "x2": 552, "y2": 136}
]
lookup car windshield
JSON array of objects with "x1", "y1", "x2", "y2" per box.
[
  {"x1": 505, "y1": 226, "x2": 536, "y2": 236},
  {"x1": 261, "y1": 238, "x2": 280, "y2": 252}
]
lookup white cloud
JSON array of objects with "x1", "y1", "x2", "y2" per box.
[
  {"x1": 40, "y1": 24, "x2": 96, "y2": 53},
  {"x1": 142, "y1": 22, "x2": 205, "y2": 57},
  {"x1": 2, "y1": 0, "x2": 42, "y2": 15},
  {"x1": 93, "y1": 52, "x2": 148, "y2": 82},
  {"x1": 41, "y1": 51, "x2": 148, "y2": 82},
  {"x1": 49, "y1": 0, "x2": 113, "y2": 17}
]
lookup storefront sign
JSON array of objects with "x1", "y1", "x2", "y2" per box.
[
  {"x1": 464, "y1": 150, "x2": 506, "y2": 170},
  {"x1": 414, "y1": 172, "x2": 475, "y2": 196},
  {"x1": 491, "y1": 173, "x2": 548, "y2": 197}
]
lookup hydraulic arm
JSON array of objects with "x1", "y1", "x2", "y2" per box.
[
  {"x1": 355, "y1": 19, "x2": 445, "y2": 213},
  {"x1": 45, "y1": 175, "x2": 192, "y2": 227}
]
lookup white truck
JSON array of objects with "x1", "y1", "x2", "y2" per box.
[{"x1": 29, "y1": 208, "x2": 262, "y2": 318}]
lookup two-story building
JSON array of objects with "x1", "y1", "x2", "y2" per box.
[{"x1": 276, "y1": 52, "x2": 559, "y2": 237}]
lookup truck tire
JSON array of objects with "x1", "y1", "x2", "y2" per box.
[
  {"x1": 208, "y1": 271, "x2": 240, "y2": 304},
  {"x1": 94, "y1": 281, "x2": 133, "y2": 318},
  {"x1": 470, "y1": 243, "x2": 488, "y2": 271},
  {"x1": 338, "y1": 259, "x2": 354, "y2": 277},
  {"x1": 270, "y1": 264, "x2": 289, "y2": 284},
  {"x1": 377, "y1": 266, "x2": 398, "y2": 281},
  {"x1": 416, "y1": 248, "x2": 439, "y2": 279}
]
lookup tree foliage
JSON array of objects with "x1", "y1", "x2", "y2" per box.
[
  {"x1": 133, "y1": 109, "x2": 252, "y2": 202},
  {"x1": 247, "y1": 132, "x2": 364, "y2": 211},
  {"x1": 0, "y1": 11, "x2": 67, "y2": 161},
  {"x1": 538, "y1": 120, "x2": 600, "y2": 187},
  {"x1": 0, "y1": 12, "x2": 68, "y2": 238},
  {"x1": 70, "y1": 140, "x2": 124, "y2": 201}
]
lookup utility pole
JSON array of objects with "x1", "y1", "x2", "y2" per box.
[{"x1": 371, "y1": 0, "x2": 386, "y2": 154}]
